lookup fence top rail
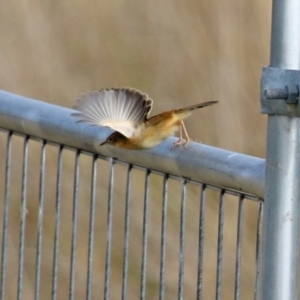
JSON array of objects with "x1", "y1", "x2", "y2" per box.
[{"x1": 0, "y1": 90, "x2": 265, "y2": 198}]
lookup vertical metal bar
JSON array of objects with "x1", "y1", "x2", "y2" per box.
[
  {"x1": 17, "y1": 135, "x2": 29, "y2": 300},
  {"x1": 104, "y1": 158, "x2": 114, "y2": 300},
  {"x1": 270, "y1": 0, "x2": 300, "y2": 68},
  {"x1": 121, "y1": 164, "x2": 133, "y2": 300},
  {"x1": 159, "y1": 174, "x2": 168, "y2": 300},
  {"x1": 234, "y1": 195, "x2": 244, "y2": 300},
  {"x1": 69, "y1": 149, "x2": 80, "y2": 300},
  {"x1": 215, "y1": 189, "x2": 225, "y2": 300},
  {"x1": 262, "y1": 0, "x2": 300, "y2": 298},
  {"x1": 196, "y1": 184, "x2": 206, "y2": 300},
  {"x1": 263, "y1": 117, "x2": 300, "y2": 300},
  {"x1": 140, "y1": 169, "x2": 150, "y2": 300},
  {"x1": 254, "y1": 202, "x2": 263, "y2": 300},
  {"x1": 34, "y1": 140, "x2": 47, "y2": 300},
  {"x1": 51, "y1": 145, "x2": 63, "y2": 300},
  {"x1": 86, "y1": 154, "x2": 97, "y2": 300},
  {"x1": 0, "y1": 131, "x2": 12, "y2": 300},
  {"x1": 178, "y1": 180, "x2": 186, "y2": 300}
]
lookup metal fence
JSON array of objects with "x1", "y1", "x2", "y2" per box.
[
  {"x1": 0, "y1": 129, "x2": 264, "y2": 300},
  {"x1": 0, "y1": 93, "x2": 264, "y2": 300}
]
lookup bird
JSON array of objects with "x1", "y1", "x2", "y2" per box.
[{"x1": 71, "y1": 88, "x2": 217, "y2": 150}]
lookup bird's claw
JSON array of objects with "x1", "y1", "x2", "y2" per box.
[{"x1": 170, "y1": 139, "x2": 189, "y2": 151}]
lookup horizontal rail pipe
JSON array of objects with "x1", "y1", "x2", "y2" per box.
[{"x1": 0, "y1": 90, "x2": 265, "y2": 198}]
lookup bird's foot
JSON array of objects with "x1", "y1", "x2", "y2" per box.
[
  {"x1": 183, "y1": 139, "x2": 190, "y2": 148},
  {"x1": 171, "y1": 138, "x2": 187, "y2": 151}
]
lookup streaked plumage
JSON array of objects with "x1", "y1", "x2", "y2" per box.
[{"x1": 72, "y1": 88, "x2": 217, "y2": 149}]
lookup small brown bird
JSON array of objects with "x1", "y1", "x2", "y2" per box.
[{"x1": 72, "y1": 88, "x2": 217, "y2": 150}]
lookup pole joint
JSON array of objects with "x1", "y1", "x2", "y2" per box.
[{"x1": 261, "y1": 67, "x2": 300, "y2": 115}]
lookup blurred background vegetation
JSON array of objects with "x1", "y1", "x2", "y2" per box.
[{"x1": 0, "y1": 1, "x2": 270, "y2": 299}]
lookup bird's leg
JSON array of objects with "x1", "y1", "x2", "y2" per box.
[
  {"x1": 171, "y1": 124, "x2": 183, "y2": 150},
  {"x1": 181, "y1": 121, "x2": 190, "y2": 148},
  {"x1": 171, "y1": 121, "x2": 188, "y2": 150}
]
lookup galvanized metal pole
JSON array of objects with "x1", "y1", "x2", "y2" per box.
[{"x1": 261, "y1": 0, "x2": 300, "y2": 299}]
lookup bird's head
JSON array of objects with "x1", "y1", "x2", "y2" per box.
[{"x1": 100, "y1": 131, "x2": 129, "y2": 147}]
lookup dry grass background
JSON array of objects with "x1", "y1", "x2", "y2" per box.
[{"x1": 0, "y1": 1, "x2": 271, "y2": 299}]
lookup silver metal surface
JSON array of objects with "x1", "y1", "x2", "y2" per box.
[
  {"x1": 34, "y1": 140, "x2": 46, "y2": 300},
  {"x1": 0, "y1": 131, "x2": 12, "y2": 300},
  {"x1": 159, "y1": 174, "x2": 168, "y2": 300},
  {"x1": 51, "y1": 144, "x2": 63, "y2": 300},
  {"x1": 87, "y1": 154, "x2": 97, "y2": 300},
  {"x1": 234, "y1": 196, "x2": 244, "y2": 300},
  {"x1": 261, "y1": 0, "x2": 300, "y2": 298},
  {"x1": 262, "y1": 117, "x2": 300, "y2": 299},
  {"x1": 260, "y1": 67, "x2": 300, "y2": 116},
  {"x1": 104, "y1": 158, "x2": 114, "y2": 300},
  {"x1": 17, "y1": 135, "x2": 29, "y2": 300},
  {"x1": 270, "y1": 0, "x2": 300, "y2": 69},
  {"x1": 0, "y1": 130, "x2": 263, "y2": 299},
  {"x1": 69, "y1": 150, "x2": 80, "y2": 300},
  {"x1": 254, "y1": 203, "x2": 263, "y2": 300},
  {"x1": 0, "y1": 90, "x2": 265, "y2": 199},
  {"x1": 216, "y1": 190, "x2": 224, "y2": 300},
  {"x1": 196, "y1": 184, "x2": 206, "y2": 300},
  {"x1": 122, "y1": 164, "x2": 132, "y2": 300},
  {"x1": 140, "y1": 169, "x2": 150, "y2": 300},
  {"x1": 178, "y1": 180, "x2": 186, "y2": 300}
]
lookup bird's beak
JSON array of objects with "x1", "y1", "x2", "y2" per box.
[{"x1": 100, "y1": 141, "x2": 107, "y2": 146}]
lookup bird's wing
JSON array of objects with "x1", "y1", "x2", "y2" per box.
[{"x1": 72, "y1": 88, "x2": 153, "y2": 138}]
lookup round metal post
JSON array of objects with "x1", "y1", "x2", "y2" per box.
[{"x1": 262, "y1": 0, "x2": 300, "y2": 299}]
